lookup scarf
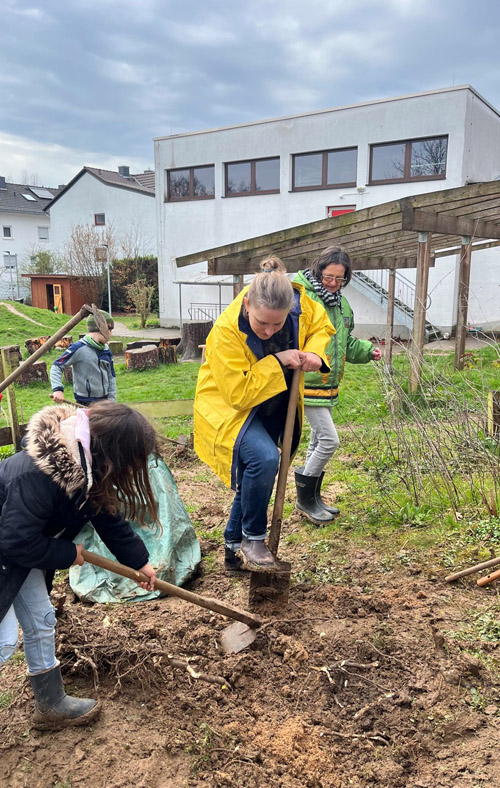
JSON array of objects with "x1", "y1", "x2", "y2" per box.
[
  {"x1": 301, "y1": 268, "x2": 343, "y2": 313},
  {"x1": 84, "y1": 334, "x2": 106, "y2": 351}
]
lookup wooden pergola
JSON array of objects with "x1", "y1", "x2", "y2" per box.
[{"x1": 176, "y1": 180, "x2": 500, "y2": 391}]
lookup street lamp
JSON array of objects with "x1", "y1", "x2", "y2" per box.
[{"x1": 96, "y1": 244, "x2": 111, "y2": 314}]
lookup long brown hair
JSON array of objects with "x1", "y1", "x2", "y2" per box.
[{"x1": 87, "y1": 402, "x2": 160, "y2": 527}]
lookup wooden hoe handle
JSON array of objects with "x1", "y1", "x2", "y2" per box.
[
  {"x1": 477, "y1": 567, "x2": 500, "y2": 587},
  {"x1": 81, "y1": 549, "x2": 262, "y2": 629}
]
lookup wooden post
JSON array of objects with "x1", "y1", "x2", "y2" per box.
[
  {"x1": 233, "y1": 275, "x2": 244, "y2": 299},
  {"x1": 487, "y1": 390, "x2": 500, "y2": 440},
  {"x1": 454, "y1": 236, "x2": 472, "y2": 371},
  {"x1": 409, "y1": 232, "x2": 432, "y2": 393},
  {"x1": 0, "y1": 348, "x2": 22, "y2": 451},
  {"x1": 384, "y1": 269, "x2": 396, "y2": 373}
]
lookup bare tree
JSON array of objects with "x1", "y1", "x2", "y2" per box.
[
  {"x1": 126, "y1": 278, "x2": 155, "y2": 328},
  {"x1": 63, "y1": 223, "x2": 116, "y2": 307},
  {"x1": 20, "y1": 169, "x2": 41, "y2": 186},
  {"x1": 120, "y1": 217, "x2": 155, "y2": 274}
]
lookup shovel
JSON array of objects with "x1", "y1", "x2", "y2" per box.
[
  {"x1": 0, "y1": 303, "x2": 110, "y2": 396},
  {"x1": 81, "y1": 548, "x2": 262, "y2": 654},
  {"x1": 248, "y1": 367, "x2": 302, "y2": 608}
]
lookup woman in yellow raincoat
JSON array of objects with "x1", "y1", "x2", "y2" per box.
[{"x1": 194, "y1": 257, "x2": 334, "y2": 571}]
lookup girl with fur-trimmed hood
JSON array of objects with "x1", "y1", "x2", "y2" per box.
[{"x1": 0, "y1": 401, "x2": 159, "y2": 730}]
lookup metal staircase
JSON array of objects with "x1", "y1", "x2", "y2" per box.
[{"x1": 350, "y1": 270, "x2": 442, "y2": 340}]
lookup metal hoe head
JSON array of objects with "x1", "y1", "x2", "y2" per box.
[
  {"x1": 85, "y1": 303, "x2": 112, "y2": 342},
  {"x1": 220, "y1": 621, "x2": 258, "y2": 654}
]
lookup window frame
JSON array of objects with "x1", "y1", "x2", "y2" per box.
[
  {"x1": 292, "y1": 147, "x2": 357, "y2": 192},
  {"x1": 166, "y1": 165, "x2": 215, "y2": 202},
  {"x1": 224, "y1": 156, "x2": 280, "y2": 197},
  {"x1": 37, "y1": 225, "x2": 49, "y2": 241},
  {"x1": 369, "y1": 135, "x2": 448, "y2": 184},
  {"x1": 94, "y1": 213, "x2": 106, "y2": 226},
  {"x1": 2, "y1": 225, "x2": 12, "y2": 239}
]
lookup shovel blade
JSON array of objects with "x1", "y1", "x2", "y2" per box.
[
  {"x1": 220, "y1": 621, "x2": 258, "y2": 654},
  {"x1": 249, "y1": 560, "x2": 291, "y2": 609}
]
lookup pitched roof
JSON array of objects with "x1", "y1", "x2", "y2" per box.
[
  {"x1": 0, "y1": 182, "x2": 61, "y2": 215},
  {"x1": 45, "y1": 166, "x2": 155, "y2": 210}
]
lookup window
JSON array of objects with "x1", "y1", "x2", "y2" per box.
[
  {"x1": 22, "y1": 193, "x2": 37, "y2": 201},
  {"x1": 2, "y1": 226, "x2": 11, "y2": 239},
  {"x1": 327, "y1": 205, "x2": 356, "y2": 218},
  {"x1": 292, "y1": 148, "x2": 357, "y2": 191},
  {"x1": 370, "y1": 136, "x2": 448, "y2": 183},
  {"x1": 167, "y1": 165, "x2": 215, "y2": 201},
  {"x1": 94, "y1": 213, "x2": 106, "y2": 225},
  {"x1": 30, "y1": 187, "x2": 54, "y2": 199},
  {"x1": 38, "y1": 226, "x2": 49, "y2": 241},
  {"x1": 225, "y1": 157, "x2": 280, "y2": 196}
]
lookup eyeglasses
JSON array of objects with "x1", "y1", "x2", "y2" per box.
[{"x1": 322, "y1": 275, "x2": 347, "y2": 284}]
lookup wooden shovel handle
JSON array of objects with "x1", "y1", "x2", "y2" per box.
[
  {"x1": 477, "y1": 567, "x2": 500, "y2": 587},
  {"x1": 81, "y1": 549, "x2": 262, "y2": 628},
  {"x1": 268, "y1": 367, "x2": 301, "y2": 556},
  {"x1": 445, "y1": 555, "x2": 500, "y2": 582}
]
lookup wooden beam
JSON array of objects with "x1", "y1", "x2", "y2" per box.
[
  {"x1": 402, "y1": 208, "x2": 500, "y2": 240},
  {"x1": 408, "y1": 233, "x2": 432, "y2": 393},
  {"x1": 434, "y1": 239, "x2": 500, "y2": 258},
  {"x1": 0, "y1": 349, "x2": 22, "y2": 451},
  {"x1": 454, "y1": 237, "x2": 473, "y2": 371}
]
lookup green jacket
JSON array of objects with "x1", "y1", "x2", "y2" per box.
[{"x1": 294, "y1": 270, "x2": 374, "y2": 407}]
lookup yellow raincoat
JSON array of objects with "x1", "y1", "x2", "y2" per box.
[{"x1": 194, "y1": 283, "x2": 334, "y2": 489}]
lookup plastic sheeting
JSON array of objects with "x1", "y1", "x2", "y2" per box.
[{"x1": 69, "y1": 457, "x2": 201, "y2": 603}]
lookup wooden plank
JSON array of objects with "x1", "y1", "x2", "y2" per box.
[
  {"x1": 0, "y1": 422, "x2": 27, "y2": 447},
  {"x1": 454, "y1": 238, "x2": 472, "y2": 371},
  {"x1": 403, "y1": 208, "x2": 500, "y2": 240},
  {"x1": 434, "y1": 239, "x2": 500, "y2": 257},
  {"x1": 208, "y1": 254, "x2": 425, "y2": 276},
  {"x1": 409, "y1": 233, "x2": 432, "y2": 393},
  {"x1": 0, "y1": 348, "x2": 22, "y2": 451}
]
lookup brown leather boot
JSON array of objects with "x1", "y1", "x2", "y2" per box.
[{"x1": 238, "y1": 537, "x2": 279, "y2": 570}]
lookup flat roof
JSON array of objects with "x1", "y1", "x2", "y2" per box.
[{"x1": 154, "y1": 85, "x2": 499, "y2": 142}]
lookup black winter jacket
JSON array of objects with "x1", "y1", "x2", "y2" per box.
[{"x1": 0, "y1": 406, "x2": 149, "y2": 622}]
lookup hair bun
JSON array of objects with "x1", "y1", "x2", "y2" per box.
[{"x1": 259, "y1": 255, "x2": 287, "y2": 274}]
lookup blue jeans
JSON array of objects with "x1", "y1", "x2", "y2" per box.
[
  {"x1": 225, "y1": 417, "x2": 280, "y2": 550},
  {"x1": 0, "y1": 569, "x2": 57, "y2": 675}
]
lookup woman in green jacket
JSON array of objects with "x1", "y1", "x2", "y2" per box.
[{"x1": 293, "y1": 246, "x2": 381, "y2": 524}]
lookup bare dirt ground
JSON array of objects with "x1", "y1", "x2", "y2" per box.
[{"x1": 2, "y1": 454, "x2": 500, "y2": 788}]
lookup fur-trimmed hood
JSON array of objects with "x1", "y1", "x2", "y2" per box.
[{"x1": 25, "y1": 405, "x2": 89, "y2": 496}]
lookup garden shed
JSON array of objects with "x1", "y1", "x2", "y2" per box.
[
  {"x1": 22, "y1": 274, "x2": 97, "y2": 315},
  {"x1": 175, "y1": 179, "x2": 500, "y2": 390}
]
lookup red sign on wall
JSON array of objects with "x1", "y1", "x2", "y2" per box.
[{"x1": 327, "y1": 205, "x2": 356, "y2": 217}]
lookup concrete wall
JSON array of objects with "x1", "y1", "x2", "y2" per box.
[
  {"x1": 49, "y1": 173, "x2": 156, "y2": 261},
  {"x1": 155, "y1": 86, "x2": 500, "y2": 331}
]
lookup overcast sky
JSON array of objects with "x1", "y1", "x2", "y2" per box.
[{"x1": 1, "y1": 0, "x2": 499, "y2": 186}]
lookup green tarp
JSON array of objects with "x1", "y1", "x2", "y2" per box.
[{"x1": 69, "y1": 457, "x2": 201, "y2": 603}]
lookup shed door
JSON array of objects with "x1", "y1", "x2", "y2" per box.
[{"x1": 53, "y1": 284, "x2": 63, "y2": 314}]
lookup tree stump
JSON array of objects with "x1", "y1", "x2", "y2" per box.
[
  {"x1": 18, "y1": 360, "x2": 49, "y2": 386},
  {"x1": 158, "y1": 337, "x2": 178, "y2": 364},
  {"x1": 54, "y1": 335, "x2": 73, "y2": 349},
  {"x1": 25, "y1": 337, "x2": 50, "y2": 355},
  {"x1": 126, "y1": 340, "x2": 160, "y2": 351},
  {"x1": 63, "y1": 367, "x2": 73, "y2": 384},
  {"x1": 125, "y1": 345, "x2": 159, "y2": 371},
  {"x1": 0, "y1": 345, "x2": 22, "y2": 377},
  {"x1": 108, "y1": 340, "x2": 123, "y2": 355},
  {"x1": 179, "y1": 320, "x2": 213, "y2": 361}
]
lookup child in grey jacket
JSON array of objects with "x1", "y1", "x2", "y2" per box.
[{"x1": 50, "y1": 310, "x2": 116, "y2": 406}]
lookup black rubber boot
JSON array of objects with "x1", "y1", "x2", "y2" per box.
[
  {"x1": 29, "y1": 664, "x2": 101, "y2": 731},
  {"x1": 295, "y1": 469, "x2": 335, "y2": 525},
  {"x1": 238, "y1": 537, "x2": 279, "y2": 570},
  {"x1": 316, "y1": 471, "x2": 340, "y2": 517},
  {"x1": 224, "y1": 546, "x2": 245, "y2": 572}
]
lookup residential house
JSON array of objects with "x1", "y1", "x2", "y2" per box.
[
  {"x1": 46, "y1": 165, "x2": 156, "y2": 262},
  {"x1": 154, "y1": 85, "x2": 500, "y2": 335},
  {"x1": 0, "y1": 177, "x2": 59, "y2": 300}
]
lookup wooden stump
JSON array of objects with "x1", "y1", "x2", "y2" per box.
[
  {"x1": 54, "y1": 335, "x2": 73, "y2": 349},
  {"x1": 108, "y1": 340, "x2": 123, "y2": 355},
  {"x1": 0, "y1": 345, "x2": 22, "y2": 377},
  {"x1": 126, "y1": 340, "x2": 160, "y2": 351},
  {"x1": 179, "y1": 321, "x2": 213, "y2": 361},
  {"x1": 18, "y1": 360, "x2": 49, "y2": 386},
  {"x1": 158, "y1": 337, "x2": 178, "y2": 364},
  {"x1": 125, "y1": 345, "x2": 159, "y2": 371},
  {"x1": 25, "y1": 336, "x2": 50, "y2": 355},
  {"x1": 63, "y1": 367, "x2": 73, "y2": 384}
]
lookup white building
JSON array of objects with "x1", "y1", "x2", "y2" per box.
[
  {"x1": 47, "y1": 166, "x2": 156, "y2": 261},
  {"x1": 154, "y1": 85, "x2": 500, "y2": 335},
  {"x1": 0, "y1": 176, "x2": 58, "y2": 300}
]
